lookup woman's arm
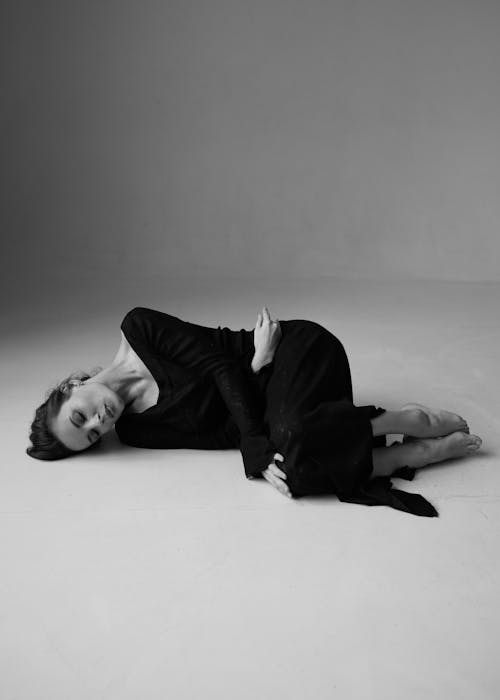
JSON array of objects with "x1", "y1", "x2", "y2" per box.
[
  {"x1": 121, "y1": 307, "x2": 276, "y2": 478},
  {"x1": 115, "y1": 416, "x2": 238, "y2": 450},
  {"x1": 251, "y1": 306, "x2": 281, "y2": 373},
  {"x1": 116, "y1": 419, "x2": 292, "y2": 497}
]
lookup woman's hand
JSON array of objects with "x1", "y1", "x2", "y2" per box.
[
  {"x1": 262, "y1": 453, "x2": 291, "y2": 498},
  {"x1": 252, "y1": 306, "x2": 282, "y2": 372}
]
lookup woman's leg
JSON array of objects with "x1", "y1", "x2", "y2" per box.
[
  {"x1": 370, "y1": 404, "x2": 469, "y2": 438},
  {"x1": 371, "y1": 432, "x2": 482, "y2": 478}
]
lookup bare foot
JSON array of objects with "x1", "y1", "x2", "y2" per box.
[
  {"x1": 421, "y1": 431, "x2": 482, "y2": 465},
  {"x1": 399, "y1": 402, "x2": 469, "y2": 438}
]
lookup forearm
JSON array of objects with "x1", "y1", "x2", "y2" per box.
[{"x1": 251, "y1": 352, "x2": 273, "y2": 374}]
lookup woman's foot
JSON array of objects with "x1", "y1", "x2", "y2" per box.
[
  {"x1": 420, "y1": 431, "x2": 482, "y2": 465},
  {"x1": 398, "y1": 403, "x2": 469, "y2": 438},
  {"x1": 372, "y1": 431, "x2": 482, "y2": 478}
]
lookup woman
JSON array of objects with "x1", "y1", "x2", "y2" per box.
[{"x1": 27, "y1": 306, "x2": 482, "y2": 517}]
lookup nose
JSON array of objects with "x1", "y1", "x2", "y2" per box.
[{"x1": 92, "y1": 411, "x2": 106, "y2": 426}]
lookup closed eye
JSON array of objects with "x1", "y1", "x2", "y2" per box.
[{"x1": 71, "y1": 411, "x2": 85, "y2": 426}]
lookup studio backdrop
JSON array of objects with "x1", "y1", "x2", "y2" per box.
[{"x1": 2, "y1": 0, "x2": 500, "y2": 293}]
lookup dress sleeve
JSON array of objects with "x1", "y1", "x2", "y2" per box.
[
  {"x1": 123, "y1": 307, "x2": 276, "y2": 478},
  {"x1": 116, "y1": 415, "x2": 239, "y2": 451}
]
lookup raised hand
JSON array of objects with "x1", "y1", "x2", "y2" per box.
[
  {"x1": 252, "y1": 306, "x2": 282, "y2": 372},
  {"x1": 262, "y1": 453, "x2": 291, "y2": 498}
]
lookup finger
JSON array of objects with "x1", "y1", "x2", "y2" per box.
[
  {"x1": 267, "y1": 463, "x2": 285, "y2": 478},
  {"x1": 265, "y1": 474, "x2": 292, "y2": 498},
  {"x1": 276, "y1": 484, "x2": 291, "y2": 497},
  {"x1": 263, "y1": 471, "x2": 279, "y2": 488},
  {"x1": 268, "y1": 463, "x2": 287, "y2": 479},
  {"x1": 263, "y1": 468, "x2": 285, "y2": 485},
  {"x1": 256, "y1": 312, "x2": 262, "y2": 326},
  {"x1": 262, "y1": 307, "x2": 270, "y2": 322},
  {"x1": 277, "y1": 480, "x2": 292, "y2": 498},
  {"x1": 274, "y1": 453, "x2": 284, "y2": 462}
]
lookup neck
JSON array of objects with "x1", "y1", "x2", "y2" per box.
[{"x1": 85, "y1": 335, "x2": 144, "y2": 406}]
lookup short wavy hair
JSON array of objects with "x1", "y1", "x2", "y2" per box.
[{"x1": 26, "y1": 367, "x2": 103, "y2": 460}]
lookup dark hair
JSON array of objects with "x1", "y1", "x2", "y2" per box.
[{"x1": 26, "y1": 367, "x2": 103, "y2": 460}]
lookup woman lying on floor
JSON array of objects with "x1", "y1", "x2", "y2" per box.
[{"x1": 27, "y1": 305, "x2": 482, "y2": 517}]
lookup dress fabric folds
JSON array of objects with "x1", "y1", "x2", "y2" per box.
[{"x1": 115, "y1": 307, "x2": 438, "y2": 518}]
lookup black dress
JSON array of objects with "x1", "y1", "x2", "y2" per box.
[{"x1": 115, "y1": 307, "x2": 438, "y2": 518}]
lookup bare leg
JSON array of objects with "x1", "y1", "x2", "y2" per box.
[
  {"x1": 371, "y1": 410, "x2": 411, "y2": 436},
  {"x1": 370, "y1": 406, "x2": 469, "y2": 438},
  {"x1": 371, "y1": 432, "x2": 482, "y2": 478}
]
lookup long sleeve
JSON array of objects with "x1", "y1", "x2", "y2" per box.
[
  {"x1": 122, "y1": 307, "x2": 276, "y2": 477},
  {"x1": 116, "y1": 414, "x2": 239, "y2": 451}
]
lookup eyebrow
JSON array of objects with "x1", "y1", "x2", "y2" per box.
[{"x1": 69, "y1": 415, "x2": 93, "y2": 444}]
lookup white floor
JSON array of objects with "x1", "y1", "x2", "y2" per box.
[{"x1": 1, "y1": 275, "x2": 499, "y2": 700}]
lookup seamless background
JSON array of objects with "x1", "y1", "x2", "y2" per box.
[{"x1": 2, "y1": 0, "x2": 500, "y2": 296}]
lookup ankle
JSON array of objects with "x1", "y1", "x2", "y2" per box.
[
  {"x1": 372, "y1": 439, "x2": 429, "y2": 477},
  {"x1": 403, "y1": 439, "x2": 431, "y2": 468}
]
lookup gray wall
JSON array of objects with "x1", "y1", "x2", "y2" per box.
[{"x1": 3, "y1": 0, "x2": 500, "y2": 290}]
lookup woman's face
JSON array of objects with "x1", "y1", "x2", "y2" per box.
[{"x1": 51, "y1": 381, "x2": 125, "y2": 452}]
